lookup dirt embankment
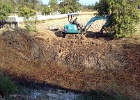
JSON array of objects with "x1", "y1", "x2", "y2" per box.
[{"x1": 0, "y1": 29, "x2": 140, "y2": 99}]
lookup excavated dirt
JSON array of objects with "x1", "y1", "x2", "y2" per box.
[{"x1": 0, "y1": 14, "x2": 140, "y2": 99}]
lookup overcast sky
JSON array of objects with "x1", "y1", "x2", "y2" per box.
[{"x1": 42, "y1": 0, "x2": 99, "y2": 5}]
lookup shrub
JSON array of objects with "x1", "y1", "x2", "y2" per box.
[
  {"x1": 0, "y1": 75, "x2": 17, "y2": 98},
  {"x1": 0, "y1": 3, "x2": 14, "y2": 20},
  {"x1": 24, "y1": 16, "x2": 38, "y2": 32},
  {"x1": 59, "y1": 7, "x2": 70, "y2": 14},
  {"x1": 41, "y1": 6, "x2": 52, "y2": 15},
  {"x1": 18, "y1": 7, "x2": 36, "y2": 19},
  {"x1": 95, "y1": 0, "x2": 140, "y2": 38},
  {"x1": 18, "y1": 6, "x2": 38, "y2": 32}
]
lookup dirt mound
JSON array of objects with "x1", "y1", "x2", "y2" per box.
[{"x1": 0, "y1": 29, "x2": 140, "y2": 99}]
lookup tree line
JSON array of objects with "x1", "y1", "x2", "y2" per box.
[
  {"x1": 0, "y1": 0, "x2": 86, "y2": 18},
  {"x1": 0, "y1": 0, "x2": 97, "y2": 19}
]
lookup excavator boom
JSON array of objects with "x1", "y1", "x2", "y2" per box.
[{"x1": 83, "y1": 16, "x2": 110, "y2": 32}]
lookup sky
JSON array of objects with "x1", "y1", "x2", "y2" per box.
[{"x1": 42, "y1": 0, "x2": 99, "y2": 5}]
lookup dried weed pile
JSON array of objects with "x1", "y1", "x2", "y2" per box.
[{"x1": 0, "y1": 29, "x2": 140, "y2": 99}]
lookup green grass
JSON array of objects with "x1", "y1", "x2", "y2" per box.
[{"x1": 0, "y1": 75, "x2": 17, "y2": 98}]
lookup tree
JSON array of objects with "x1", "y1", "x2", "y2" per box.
[
  {"x1": 81, "y1": 4, "x2": 95, "y2": 11},
  {"x1": 95, "y1": 0, "x2": 140, "y2": 38},
  {"x1": 94, "y1": 0, "x2": 109, "y2": 15},
  {"x1": 48, "y1": 0, "x2": 58, "y2": 12},
  {"x1": 18, "y1": 7, "x2": 36, "y2": 18},
  {"x1": 0, "y1": 3, "x2": 14, "y2": 20},
  {"x1": 59, "y1": 0, "x2": 81, "y2": 14},
  {"x1": 14, "y1": 0, "x2": 42, "y2": 11},
  {"x1": 41, "y1": 5, "x2": 52, "y2": 15}
]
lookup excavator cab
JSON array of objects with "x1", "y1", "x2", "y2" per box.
[{"x1": 62, "y1": 13, "x2": 82, "y2": 38}]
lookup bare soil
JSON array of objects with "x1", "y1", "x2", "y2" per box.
[{"x1": 0, "y1": 14, "x2": 140, "y2": 99}]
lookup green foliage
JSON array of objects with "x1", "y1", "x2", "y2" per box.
[
  {"x1": 0, "y1": 3, "x2": 14, "y2": 20},
  {"x1": 0, "y1": 0, "x2": 42, "y2": 13},
  {"x1": 81, "y1": 4, "x2": 96, "y2": 11},
  {"x1": 59, "y1": 6, "x2": 71, "y2": 14},
  {"x1": 18, "y1": 7, "x2": 36, "y2": 19},
  {"x1": 59, "y1": 0, "x2": 81, "y2": 14},
  {"x1": 49, "y1": 0, "x2": 58, "y2": 12},
  {"x1": 85, "y1": 5, "x2": 95, "y2": 11},
  {"x1": 0, "y1": 75, "x2": 17, "y2": 97},
  {"x1": 18, "y1": 6, "x2": 38, "y2": 32},
  {"x1": 94, "y1": 0, "x2": 109, "y2": 15},
  {"x1": 41, "y1": 6, "x2": 52, "y2": 15},
  {"x1": 24, "y1": 16, "x2": 38, "y2": 32},
  {"x1": 95, "y1": 0, "x2": 140, "y2": 38},
  {"x1": 17, "y1": 0, "x2": 42, "y2": 10}
]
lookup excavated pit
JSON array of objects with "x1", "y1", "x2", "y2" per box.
[{"x1": 0, "y1": 28, "x2": 140, "y2": 99}]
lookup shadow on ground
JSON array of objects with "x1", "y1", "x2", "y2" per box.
[
  {"x1": 53, "y1": 30, "x2": 114, "y2": 40},
  {"x1": 15, "y1": 81, "x2": 130, "y2": 100},
  {"x1": 86, "y1": 31, "x2": 114, "y2": 41},
  {"x1": 54, "y1": 30, "x2": 63, "y2": 37}
]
